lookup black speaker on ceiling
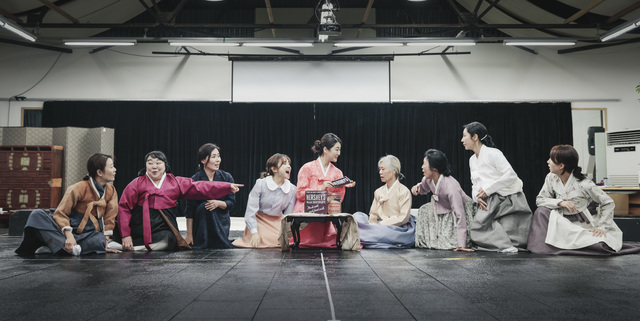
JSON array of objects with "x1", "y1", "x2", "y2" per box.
[{"x1": 587, "y1": 126, "x2": 605, "y2": 156}]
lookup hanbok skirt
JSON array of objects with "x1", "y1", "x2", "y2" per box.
[
  {"x1": 114, "y1": 206, "x2": 178, "y2": 251},
  {"x1": 527, "y1": 206, "x2": 640, "y2": 255},
  {"x1": 15, "y1": 209, "x2": 107, "y2": 255},
  {"x1": 415, "y1": 200, "x2": 475, "y2": 250},
  {"x1": 294, "y1": 221, "x2": 339, "y2": 249},
  {"x1": 233, "y1": 212, "x2": 282, "y2": 248},
  {"x1": 469, "y1": 192, "x2": 532, "y2": 251},
  {"x1": 352, "y1": 212, "x2": 416, "y2": 249},
  {"x1": 191, "y1": 203, "x2": 232, "y2": 249}
]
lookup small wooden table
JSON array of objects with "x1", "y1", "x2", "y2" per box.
[{"x1": 285, "y1": 214, "x2": 351, "y2": 249}]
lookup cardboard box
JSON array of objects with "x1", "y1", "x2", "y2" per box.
[
  {"x1": 607, "y1": 193, "x2": 629, "y2": 215},
  {"x1": 630, "y1": 194, "x2": 640, "y2": 215},
  {"x1": 305, "y1": 190, "x2": 327, "y2": 214}
]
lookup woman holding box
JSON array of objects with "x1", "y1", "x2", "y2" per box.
[{"x1": 293, "y1": 133, "x2": 356, "y2": 248}]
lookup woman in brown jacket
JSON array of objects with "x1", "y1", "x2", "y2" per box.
[{"x1": 16, "y1": 153, "x2": 120, "y2": 255}]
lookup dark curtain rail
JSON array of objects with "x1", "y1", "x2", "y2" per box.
[{"x1": 43, "y1": 101, "x2": 572, "y2": 217}]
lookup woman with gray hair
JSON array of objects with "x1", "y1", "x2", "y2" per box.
[{"x1": 352, "y1": 155, "x2": 415, "y2": 248}]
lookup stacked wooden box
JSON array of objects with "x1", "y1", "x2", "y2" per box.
[
  {"x1": 1, "y1": 126, "x2": 114, "y2": 191},
  {"x1": 0, "y1": 145, "x2": 64, "y2": 210}
]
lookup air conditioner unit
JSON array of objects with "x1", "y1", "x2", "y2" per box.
[{"x1": 605, "y1": 128, "x2": 640, "y2": 187}]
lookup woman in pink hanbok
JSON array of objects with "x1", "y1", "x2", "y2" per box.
[
  {"x1": 293, "y1": 133, "x2": 356, "y2": 248},
  {"x1": 117, "y1": 151, "x2": 242, "y2": 251}
]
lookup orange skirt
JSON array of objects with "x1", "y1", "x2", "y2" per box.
[{"x1": 232, "y1": 212, "x2": 282, "y2": 248}]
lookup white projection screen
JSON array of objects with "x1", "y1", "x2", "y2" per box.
[{"x1": 232, "y1": 61, "x2": 390, "y2": 102}]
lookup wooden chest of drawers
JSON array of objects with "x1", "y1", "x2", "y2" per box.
[{"x1": 0, "y1": 146, "x2": 63, "y2": 210}]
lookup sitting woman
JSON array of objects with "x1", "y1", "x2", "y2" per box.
[
  {"x1": 185, "y1": 143, "x2": 236, "y2": 249},
  {"x1": 528, "y1": 145, "x2": 640, "y2": 255},
  {"x1": 233, "y1": 153, "x2": 296, "y2": 248},
  {"x1": 293, "y1": 133, "x2": 356, "y2": 248},
  {"x1": 412, "y1": 149, "x2": 475, "y2": 252},
  {"x1": 353, "y1": 155, "x2": 415, "y2": 248},
  {"x1": 118, "y1": 151, "x2": 242, "y2": 251},
  {"x1": 16, "y1": 153, "x2": 120, "y2": 255}
]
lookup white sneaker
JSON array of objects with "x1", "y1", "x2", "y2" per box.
[
  {"x1": 35, "y1": 246, "x2": 52, "y2": 254},
  {"x1": 499, "y1": 246, "x2": 518, "y2": 253},
  {"x1": 107, "y1": 240, "x2": 123, "y2": 251}
]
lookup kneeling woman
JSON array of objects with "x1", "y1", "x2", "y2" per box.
[
  {"x1": 233, "y1": 153, "x2": 296, "y2": 248},
  {"x1": 353, "y1": 155, "x2": 415, "y2": 248},
  {"x1": 118, "y1": 151, "x2": 242, "y2": 251},
  {"x1": 185, "y1": 143, "x2": 237, "y2": 249},
  {"x1": 16, "y1": 153, "x2": 120, "y2": 255},
  {"x1": 412, "y1": 149, "x2": 475, "y2": 252},
  {"x1": 528, "y1": 145, "x2": 640, "y2": 255},
  {"x1": 461, "y1": 121, "x2": 532, "y2": 252}
]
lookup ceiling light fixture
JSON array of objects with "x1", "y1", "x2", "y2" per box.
[
  {"x1": 0, "y1": 16, "x2": 37, "y2": 42},
  {"x1": 405, "y1": 40, "x2": 476, "y2": 46},
  {"x1": 169, "y1": 39, "x2": 239, "y2": 47},
  {"x1": 600, "y1": 17, "x2": 640, "y2": 42},
  {"x1": 242, "y1": 42, "x2": 314, "y2": 47},
  {"x1": 333, "y1": 42, "x2": 404, "y2": 47},
  {"x1": 64, "y1": 39, "x2": 137, "y2": 46},
  {"x1": 504, "y1": 40, "x2": 576, "y2": 46}
]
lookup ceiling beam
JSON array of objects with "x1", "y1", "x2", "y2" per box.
[
  {"x1": 606, "y1": 1, "x2": 640, "y2": 23},
  {"x1": 265, "y1": 0, "x2": 276, "y2": 38},
  {"x1": 149, "y1": 0, "x2": 164, "y2": 19},
  {"x1": 0, "y1": 7, "x2": 23, "y2": 23},
  {"x1": 478, "y1": 0, "x2": 569, "y2": 38},
  {"x1": 38, "y1": 0, "x2": 79, "y2": 24},
  {"x1": 23, "y1": 22, "x2": 602, "y2": 30},
  {"x1": 138, "y1": 0, "x2": 166, "y2": 25},
  {"x1": 446, "y1": 0, "x2": 467, "y2": 24},
  {"x1": 356, "y1": 0, "x2": 375, "y2": 38},
  {"x1": 478, "y1": 0, "x2": 501, "y2": 20},
  {"x1": 564, "y1": 0, "x2": 605, "y2": 24},
  {"x1": 472, "y1": 0, "x2": 483, "y2": 16},
  {"x1": 169, "y1": 0, "x2": 189, "y2": 23}
]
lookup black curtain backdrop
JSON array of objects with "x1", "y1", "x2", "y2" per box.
[
  {"x1": 23, "y1": 109, "x2": 42, "y2": 127},
  {"x1": 43, "y1": 101, "x2": 572, "y2": 217}
]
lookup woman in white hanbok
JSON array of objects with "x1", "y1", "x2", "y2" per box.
[
  {"x1": 528, "y1": 145, "x2": 640, "y2": 255},
  {"x1": 461, "y1": 122, "x2": 532, "y2": 252}
]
